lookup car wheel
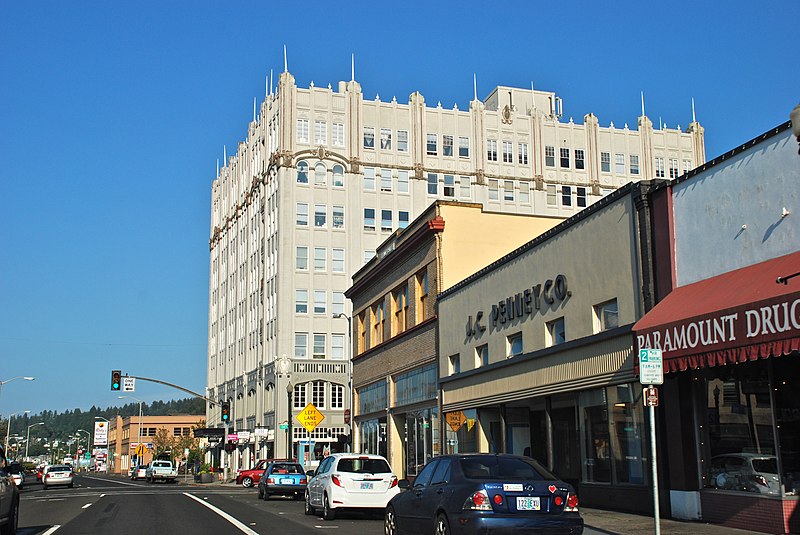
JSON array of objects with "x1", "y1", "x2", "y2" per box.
[
  {"x1": 384, "y1": 506, "x2": 398, "y2": 535},
  {"x1": 304, "y1": 491, "x2": 315, "y2": 515},
  {"x1": 242, "y1": 476, "x2": 254, "y2": 488},
  {"x1": 0, "y1": 498, "x2": 18, "y2": 535},
  {"x1": 323, "y1": 493, "x2": 336, "y2": 521},
  {"x1": 434, "y1": 513, "x2": 450, "y2": 535}
]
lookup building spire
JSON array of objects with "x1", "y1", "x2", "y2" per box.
[
  {"x1": 270, "y1": 69, "x2": 274, "y2": 96},
  {"x1": 253, "y1": 97, "x2": 257, "y2": 122},
  {"x1": 216, "y1": 158, "x2": 219, "y2": 179},
  {"x1": 692, "y1": 97, "x2": 697, "y2": 122},
  {"x1": 265, "y1": 74, "x2": 268, "y2": 97},
  {"x1": 531, "y1": 81, "x2": 536, "y2": 111},
  {"x1": 641, "y1": 91, "x2": 646, "y2": 117},
  {"x1": 223, "y1": 145, "x2": 227, "y2": 165},
  {"x1": 351, "y1": 53, "x2": 355, "y2": 81},
  {"x1": 283, "y1": 45, "x2": 288, "y2": 73},
  {"x1": 473, "y1": 73, "x2": 478, "y2": 101}
]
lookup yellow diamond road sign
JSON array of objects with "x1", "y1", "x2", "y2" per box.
[
  {"x1": 297, "y1": 403, "x2": 325, "y2": 433},
  {"x1": 446, "y1": 411, "x2": 467, "y2": 432}
]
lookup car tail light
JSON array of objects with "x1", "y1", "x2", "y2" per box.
[
  {"x1": 463, "y1": 489, "x2": 492, "y2": 511},
  {"x1": 492, "y1": 494, "x2": 503, "y2": 505},
  {"x1": 332, "y1": 475, "x2": 343, "y2": 487},
  {"x1": 300, "y1": 478, "x2": 307, "y2": 484},
  {"x1": 554, "y1": 495, "x2": 564, "y2": 506},
  {"x1": 267, "y1": 478, "x2": 275, "y2": 484},
  {"x1": 565, "y1": 494, "x2": 579, "y2": 512},
  {"x1": 389, "y1": 476, "x2": 398, "y2": 488}
]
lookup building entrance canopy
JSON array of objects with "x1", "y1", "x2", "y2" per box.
[{"x1": 634, "y1": 251, "x2": 800, "y2": 373}]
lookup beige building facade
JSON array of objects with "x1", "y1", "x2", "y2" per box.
[{"x1": 107, "y1": 414, "x2": 203, "y2": 474}]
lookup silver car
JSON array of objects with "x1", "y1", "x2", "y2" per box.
[
  {"x1": 710, "y1": 453, "x2": 780, "y2": 495},
  {"x1": 42, "y1": 464, "x2": 75, "y2": 489}
]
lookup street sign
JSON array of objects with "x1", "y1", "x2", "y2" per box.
[
  {"x1": 644, "y1": 387, "x2": 659, "y2": 407},
  {"x1": 343, "y1": 409, "x2": 351, "y2": 425},
  {"x1": 94, "y1": 421, "x2": 108, "y2": 446},
  {"x1": 639, "y1": 348, "x2": 664, "y2": 385},
  {"x1": 279, "y1": 422, "x2": 289, "y2": 430},
  {"x1": 296, "y1": 403, "x2": 325, "y2": 433},
  {"x1": 446, "y1": 411, "x2": 467, "y2": 432},
  {"x1": 122, "y1": 377, "x2": 136, "y2": 392},
  {"x1": 134, "y1": 443, "x2": 147, "y2": 456}
]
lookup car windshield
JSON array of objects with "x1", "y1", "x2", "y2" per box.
[
  {"x1": 459, "y1": 456, "x2": 558, "y2": 481},
  {"x1": 752, "y1": 458, "x2": 778, "y2": 473},
  {"x1": 336, "y1": 457, "x2": 391, "y2": 474},
  {"x1": 271, "y1": 463, "x2": 303, "y2": 474}
]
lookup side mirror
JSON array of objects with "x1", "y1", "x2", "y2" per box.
[
  {"x1": 398, "y1": 479, "x2": 411, "y2": 490},
  {"x1": 305, "y1": 470, "x2": 315, "y2": 477}
]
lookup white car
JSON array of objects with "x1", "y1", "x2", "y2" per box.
[{"x1": 305, "y1": 453, "x2": 399, "y2": 520}]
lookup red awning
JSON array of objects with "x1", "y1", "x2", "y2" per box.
[{"x1": 633, "y1": 251, "x2": 800, "y2": 372}]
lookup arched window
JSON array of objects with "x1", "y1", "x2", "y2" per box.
[
  {"x1": 315, "y1": 162, "x2": 327, "y2": 185},
  {"x1": 297, "y1": 160, "x2": 309, "y2": 183},
  {"x1": 332, "y1": 164, "x2": 344, "y2": 187}
]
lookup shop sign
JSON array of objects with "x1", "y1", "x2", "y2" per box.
[
  {"x1": 93, "y1": 421, "x2": 108, "y2": 446},
  {"x1": 237, "y1": 431, "x2": 251, "y2": 442},
  {"x1": 446, "y1": 411, "x2": 467, "y2": 432}
]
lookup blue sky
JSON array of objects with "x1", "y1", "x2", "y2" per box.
[{"x1": 1, "y1": 1, "x2": 797, "y2": 416}]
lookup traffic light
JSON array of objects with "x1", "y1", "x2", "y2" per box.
[
  {"x1": 221, "y1": 402, "x2": 230, "y2": 423},
  {"x1": 111, "y1": 370, "x2": 121, "y2": 391}
]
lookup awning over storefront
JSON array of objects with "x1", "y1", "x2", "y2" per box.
[{"x1": 634, "y1": 251, "x2": 800, "y2": 372}]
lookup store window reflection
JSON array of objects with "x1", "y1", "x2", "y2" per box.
[
  {"x1": 359, "y1": 418, "x2": 387, "y2": 458},
  {"x1": 405, "y1": 408, "x2": 438, "y2": 476},
  {"x1": 445, "y1": 409, "x2": 478, "y2": 454},
  {"x1": 774, "y1": 358, "x2": 800, "y2": 495}
]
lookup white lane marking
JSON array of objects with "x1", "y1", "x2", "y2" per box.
[
  {"x1": 314, "y1": 526, "x2": 339, "y2": 529},
  {"x1": 82, "y1": 503, "x2": 92, "y2": 509},
  {"x1": 41, "y1": 526, "x2": 61, "y2": 535},
  {"x1": 182, "y1": 493, "x2": 258, "y2": 535}
]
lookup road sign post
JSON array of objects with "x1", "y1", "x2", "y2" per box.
[{"x1": 639, "y1": 348, "x2": 663, "y2": 535}]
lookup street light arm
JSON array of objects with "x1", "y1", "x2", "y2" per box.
[{"x1": 126, "y1": 375, "x2": 219, "y2": 406}]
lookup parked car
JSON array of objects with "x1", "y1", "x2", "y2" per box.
[
  {"x1": 145, "y1": 460, "x2": 177, "y2": 483},
  {"x1": 709, "y1": 453, "x2": 780, "y2": 495},
  {"x1": 130, "y1": 464, "x2": 148, "y2": 481},
  {"x1": 385, "y1": 454, "x2": 583, "y2": 535},
  {"x1": 258, "y1": 461, "x2": 307, "y2": 500},
  {"x1": 236, "y1": 458, "x2": 295, "y2": 488},
  {"x1": 0, "y1": 445, "x2": 20, "y2": 534},
  {"x1": 42, "y1": 464, "x2": 75, "y2": 490},
  {"x1": 305, "y1": 453, "x2": 399, "y2": 520}
]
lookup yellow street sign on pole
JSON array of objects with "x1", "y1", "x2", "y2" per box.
[
  {"x1": 446, "y1": 411, "x2": 467, "y2": 432},
  {"x1": 132, "y1": 443, "x2": 147, "y2": 456},
  {"x1": 296, "y1": 403, "x2": 325, "y2": 433}
]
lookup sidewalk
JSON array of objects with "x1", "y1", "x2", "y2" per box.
[{"x1": 582, "y1": 507, "x2": 759, "y2": 535}]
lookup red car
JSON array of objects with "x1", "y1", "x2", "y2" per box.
[{"x1": 236, "y1": 458, "x2": 295, "y2": 488}]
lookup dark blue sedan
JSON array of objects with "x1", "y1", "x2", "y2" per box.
[{"x1": 385, "y1": 454, "x2": 583, "y2": 535}]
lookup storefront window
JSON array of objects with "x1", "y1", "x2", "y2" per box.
[
  {"x1": 581, "y1": 388, "x2": 612, "y2": 483},
  {"x1": 358, "y1": 380, "x2": 387, "y2": 415},
  {"x1": 774, "y1": 357, "x2": 800, "y2": 496},
  {"x1": 395, "y1": 364, "x2": 437, "y2": 407},
  {"x1": 608, "y1": 384, "x2": 645, "y2": 484},
  {"x1": 404, "y1": 408, "x2": 438, "y2": 476},
  {"x1": 358, "y1": 418, "x2": 387, "y2": 458},
  {"x1": 445, "y1": 409, "x2": 478, "y2": 454}
]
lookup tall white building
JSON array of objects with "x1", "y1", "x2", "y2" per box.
[{"x1": 206, "y1": 67, "x2": 705, "y2": 470}]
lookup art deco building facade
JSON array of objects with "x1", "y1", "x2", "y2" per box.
[{"x1": 206, "y1": 67, "x2": 705, "y2": 470}]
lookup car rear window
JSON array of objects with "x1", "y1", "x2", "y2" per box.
[
  {"x1": 50, "y1": 466, "x2": 70, "y2": 472},
  {"x1": 337, "y1": 457, "x2": 391, "y2": 474},
  {"x1": 271, "y1": 463, "x2": 303, "y2": 474},
  {"x1": 459, "y1": 456, "x2": 558, "y2": 481},
  {"x1": 752, "y1": 458, "x2": 778, "y2": 473},
  {"x1": 153, "y1": 462, "x2": 171, "y2": 467}
]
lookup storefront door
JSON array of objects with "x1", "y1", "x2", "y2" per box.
[{"x1": 551, "y1": 394, "x2": 580, "y2": 487}]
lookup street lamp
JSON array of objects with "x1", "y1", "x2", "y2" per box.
[
  {"x1": 119, "y1": 395, "x2": 144, "y2": 467},
  {"x1": 333, "y1": 312, "x2": 353, "y2": 451},
  {"x1": 76, "y1": 429, "x2": 91, "y2": 469},
  {"x1": 25, "y1": 422, "x2": 45, "y2": 460},
  {"x1": 276, "y1": 354, "x2": 293, "y2": 460},
  {"x1": 5, "y1": 410, "x2": 30, "y2": 450},
  {"x1": 0, "y1": 376, "x2": 35, "y2": 397}
]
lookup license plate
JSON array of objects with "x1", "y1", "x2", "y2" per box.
[
  {"x1": 517, "y1": 496, "x2": 541, "y2": 511},
  {"x1": 280, "y1": 478, "x2": 294, "y2": 484},
  {"x1": 360, "y1": 482, "x2": 374, "y2": 490}
]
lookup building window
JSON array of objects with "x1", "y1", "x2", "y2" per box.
[
  {"x1": 443, "y1": 135, "x2": 453, "y2": 156},
  {"x1": 669, "y1": 158, "x2": 679, "y2": 179},
  {"x1": 395, "y1": 364, "x2": 437, "y2": 407},
  {"x1": 332, "y1": 248, "x2": 344, "y2": 273},
  {"x1": 630, "y1": 155, "x2": 640, "y2": 175},
  {"x1": 416, "y1": 269, "x2": 428, "y2": 322},
  {"x1": 314, "y1": 204, "x2": 326, "y2": 227},
  {"x1": 546, "y1": 184, "x2": 557, "y2": 206},
  {"x1": 296, "y1": 246, "x2": 308, "y2": 270},
  {"x1": 560, "y1": 147, "x2": 570, "y2": 168},
  {"x1": 332, "y1": 123, "x2": 344, "y2": 147},
  {"x1": 502, "y1": 141, "x2": 513, "y2": 163},
  {"x1": 399, "y1": 211, "x2": 409, "y2": 229},
  {"x1": 575, "y1": 149, "x2": 585, "y2": 170},
  {"x1": 519, "y1": 181, "x2": 530, "y2": 203},
  {"x1": 427, "y1": 173, "x2": 438, "y2": 195},
  {"x1": 459, "y1": 136, "x2": 469, "y2": 158},
  {"x1": 488, "y1": 179, "x2": 499, "y2": 201},
  {"x1": 372, "y1": 302, "x2": 385, "y2": 346},
  {"x1": 507, "y1": 332, "x2": 523, "y2": 357},
  {"x1": 380, "y1": 168, "x2": 392, "y2": 192},
  {"x1": 380, "y1": 128, "x2": 392, "y2": 150},
  {"x1": 615, "y1": 153, "x2": 625, "y2": 174},
  {"x1": 314, "y1": 247, "x2": 326, "y2": 271},
  {"x1": 363, "y1": 250, "x2": 375, "y2": 264},
  {"x1": 459, "y1": 176, "x2": 471, "y2": 199},
  {"x1": 545, "y1": 146, "x2": 555, "y2": 167},
  {"x1": 313, "y1": 334, "x2": 326, "y2": 359},
  {"x1": 315, "y1": 120, "x2": 327, "y2": 145},
  {"x1": 397, "y1": 170, "x2": 409, "y2": 193},
  {"x1": 314, "y1": 162, "x2": 326, "y2": 185},
  {"x1": 561, "y1": 186, "x2": 572, "y2": 206},
  {"x1": 332, "y1": 292, "x2": 345, "y2": 315},
  {"x1": 297, "y1": 160, "x2": 309, "y2": 183},
  {"x1": 546, "y1": 317, "x2": 565, "y2": 346},
  {"x1": 427, "y1": 133, "x2": 437, "y2": 155},
  {"x1": 331, "y1": 384, "x2": 344, "y2": 408},
  {"x1": 682, "y1": 159, "x2": 692, "y2": 175},
  {"x1": 331, "y1": 335, "x2": 345, "y2": 360},
  {"x1": 576, "y1": 187, "x2": 587, "y2": 208},
  {"x1": 314, "y1": 290, "x2": 327, "y2": 314},
  {"x1": 476, "y1": 344, "x2": 489, "y2": 368},
  {"x1": 594, "y1": 299, "x2": 619, "y2": 332},
  {"x1": 332, "y1": 164, "x2": 344, "y2": 187},
  {"x1": 518, "y1": 143, "x2": 529, "y2": 165},
  {"x1": 363, "y1": 167, "x2": 375, "y2": 190},
  {"x1": 295, "y1": 289, "x2": 308, "y2": 314},
  {"x1": 295, "y1": 333, "x2": 308, "y2": 359},
  {"x1": 364, "y1": 208, "x2": 375, "y2": 231},
  {"x1": 294, "y1": 383, "x2": 307, "y2": 409},
  {"x1": 449, "y1": 354, "x2": 461, "y2": 375},
  {"x1": 363, "y1": 127, "x2": 375, "y2": 148},
  {"x1": 397, "y1": 130, "x2": 409, "y2": 152},
  {"x1": 296, "y1": 203, "x2": 309, "y2": 226},
  {"x1": 392, "y1": 284, "x2": 408, "y2": 335},
  {"x1": 297, "y1": 119, "x2": 309, "y2": 143},
  {"x1": 655, "y1": 157, "x2": 665, "y2": 178},
  {"x1": 444, "y1": 175, "x2": 455, "y2": 197},
  {"x1": 601, "y1": 152, "x2": 611, "y2": 173},
  {"x1": 357, "y1": 312, "x2": 367, "y2": 354},
  {"x1": 332, "y1": 205, "x2": 344, "y2": 229},
  {"x1": 487, "y1": 139, "x2": 498, "y2": 161},
  {"x1": 312, "y1": 381, "x2": 326, "y2": 408},
  {"x1": 503, "y1": 180, "x2": 514, "y2": 202},
  {"x1": 381, "y1": 210, "x2": 392, "y2": 232}
]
